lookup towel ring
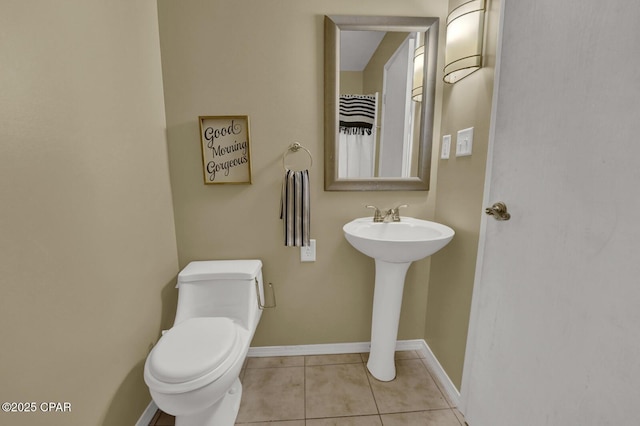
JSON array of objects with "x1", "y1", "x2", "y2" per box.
[{"x1": 282, "y1": 142, "x2": 313, "y2": 171}]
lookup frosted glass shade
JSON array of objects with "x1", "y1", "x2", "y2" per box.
[
  {"x1": 444, "y1": 0, "x2": 485, "y2": 83},
  {"x1": 412, "y1": 44, "x2": 425, "y2": 102}
]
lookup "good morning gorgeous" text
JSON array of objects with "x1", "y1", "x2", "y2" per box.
[{"x1": 203, "y1": 120, "x2": 249, "y2": 181}]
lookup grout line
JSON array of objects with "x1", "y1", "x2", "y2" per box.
[
  {"x1": 360, "y1": 354, "x2": 384, "y2": 425},
  {"x1": 362, "y1": 358, "x2": 381, "y2": 417}
]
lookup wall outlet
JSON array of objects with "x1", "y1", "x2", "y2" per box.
[
  {"x1": 441, "y1": 134, "x2": 451, "y2": 159},
  {"x1": 301, "y1": 239, "x2": 316, "y2": 262}
]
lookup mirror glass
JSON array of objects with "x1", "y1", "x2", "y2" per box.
[{"x1": 324, "y1": 16, "x2": 439, "y2": 191}]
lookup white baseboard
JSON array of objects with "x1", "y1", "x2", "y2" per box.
[
  {"x1": 247, "y1": 340, "x2": 370, "y2": 357},
  {"x1": 414, "y1": 340, "x2": 461, "y2": 408},
  {"x1": 135, "y1": 400, "x2": 158, "y2": 426},
  {"x1": 137, "y1": 339, "x2": 460, "y2": 425},
  {"x1": 247, "y1": 339, "x2": 428, "y2": 357}
]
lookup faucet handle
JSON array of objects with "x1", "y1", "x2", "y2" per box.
[
  {"x1": 390, "y1": 204, "x2": 408, "y2": 222},
  {"x1": 365, "y1": 205, "x2": 384, "y2": 222}
]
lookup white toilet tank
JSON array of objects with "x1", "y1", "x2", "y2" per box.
[{"x1": 173, "y1": 260, "x2": 264, "y2": 332}]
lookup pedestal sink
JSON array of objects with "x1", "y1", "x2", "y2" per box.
[{"x1": 343, "y1": 217, "x2": 454, "y2": 381}]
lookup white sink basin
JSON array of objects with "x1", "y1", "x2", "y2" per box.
[{"x1": 343, "y1": 217, "x2": 455, "y2": 263}]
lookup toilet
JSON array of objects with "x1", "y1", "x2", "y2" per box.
[{"x1": 144, "y1": 259, "x2": 264, "y2": 426}]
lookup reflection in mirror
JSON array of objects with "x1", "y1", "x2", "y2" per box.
[
  {"x1": 324, "y1": 16, "x2": 439, "y2": 191},
  {"x1": 340, "y1": 30, "x2": 418, "y2": 179}
]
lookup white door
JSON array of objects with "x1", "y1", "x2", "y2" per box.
[
  {"x1": 461, "y1": 1, "x2": 640, "y2": 425},
  {"x1": 379, "y1": 34, "x2": 414, "y2": 177}
]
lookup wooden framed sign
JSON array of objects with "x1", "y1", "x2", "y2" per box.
[{"x1": 199, "y1": 115, "x2": 252, "y2": 184}]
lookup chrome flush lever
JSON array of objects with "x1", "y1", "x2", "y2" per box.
[{"x1": 255, "y1": 279, "x2": 276, "y2": 310}]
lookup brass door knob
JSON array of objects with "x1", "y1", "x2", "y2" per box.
[{"x1": 485, "y1": 202, "x2": 510, "y2": 221}]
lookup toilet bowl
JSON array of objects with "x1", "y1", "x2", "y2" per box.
[{"x1": 144, "y1": 260, "x2": 264, "y2": 426}]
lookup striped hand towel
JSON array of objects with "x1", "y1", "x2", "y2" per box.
[
  {"x1": 280, "y1": 169, "x2": 310, "y2": 247},
  {"x1": 339, "y1": 94, "x2": 377, "y2": 135}
]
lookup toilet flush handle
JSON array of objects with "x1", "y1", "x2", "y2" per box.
[{"x1": 255, "y1": 279, "x2": 276, "y2": 310}]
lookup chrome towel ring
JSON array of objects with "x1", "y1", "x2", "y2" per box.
[{"x1": 282, "y1": 142, "x2": 313, "y2": 171}]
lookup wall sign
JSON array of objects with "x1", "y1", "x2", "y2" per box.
[{"x1": 198, "y1": 115, "x2": 252, "y2": 184}]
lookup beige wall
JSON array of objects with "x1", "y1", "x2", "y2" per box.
[
  {"x1": 425, "y1": 0, "x2": 502, "y2": 389},
  {"x1": 0, "y1": 1, "x2": 179, "y2": 425},
  {"x1": 157, "y1": 0, "x2": 448, "y2": 348},
  {"x1": 339, "y1": 71, "x2": 364, "y2": 94},
  {"x1": 363, "y1": 32, "x2": 408, "y2": 96}
]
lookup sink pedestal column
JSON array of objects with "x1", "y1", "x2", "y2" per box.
[{"x1": 367, "y1": 259, "x2": 412, "y2": 382}]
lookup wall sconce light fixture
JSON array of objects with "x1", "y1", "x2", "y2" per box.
[
  {"x1": 412, "y1": 42, "x2": 425, "y2": 102},
  {"x1": 444, "y1": 0, "x2": 486, "y2": 84}
]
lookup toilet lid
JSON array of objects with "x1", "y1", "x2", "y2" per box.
[{"x1": 148, "y1": 317, "x2": 239, "y2": 384}]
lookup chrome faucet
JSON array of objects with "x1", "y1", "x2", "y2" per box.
[
  {"x1": 366, "y1": 204, "x2": 408, "y2": 222},
  {"x1": 388, "y1": 204, "x2": 408, "y2": 222},
  {"x1": 366, "y1": 205, "x2": 384, "y2": 222}
]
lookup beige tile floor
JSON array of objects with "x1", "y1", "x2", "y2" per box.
[{"x1": 149, "y1": 351, "x2": 466, "y2": 425}]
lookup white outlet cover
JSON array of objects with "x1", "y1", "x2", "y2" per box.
[
  {"x1": 441, "y1": 135, "x2": 451, "y2": 159},
  {"x1": 301, "y1": 239, "x2": 316, "y2": 262},
  {"x1": 456, "y1": 127, "x2": 474, "y2": 157}
]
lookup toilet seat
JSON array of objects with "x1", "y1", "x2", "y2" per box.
[{"x1": 145, "y1": 317, "x2": 242, "y2": 394}]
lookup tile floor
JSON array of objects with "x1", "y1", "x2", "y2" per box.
[{"x1": 149, "y1": 351, "x2": 467, "y2": 425}]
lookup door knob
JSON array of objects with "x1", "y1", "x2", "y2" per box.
[{"x1": 485, "y1": 202, "x2": 510, "y2": 221}]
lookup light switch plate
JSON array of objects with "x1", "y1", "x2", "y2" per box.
[
  {"x1": 456, "y1": 127, "x2": 474, "y2": 157},
  {"x1": 441, "y1": 135, "x2": 451, "y2": 159}
]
